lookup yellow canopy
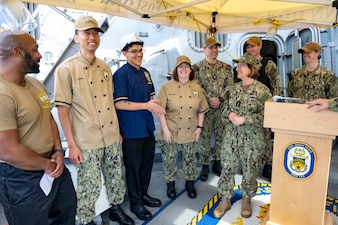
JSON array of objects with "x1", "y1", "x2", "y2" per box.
[{"x1": 24, "y1": 0, "x2": 336, "y2": 33}]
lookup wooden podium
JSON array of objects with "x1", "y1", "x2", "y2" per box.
[{"x1": 263, "y1": 101, "x2": 338, "y2": 225}]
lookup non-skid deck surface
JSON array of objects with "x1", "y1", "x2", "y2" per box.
[{"x1": 143, "y1": 173, "x2": 338, "y2": 225}]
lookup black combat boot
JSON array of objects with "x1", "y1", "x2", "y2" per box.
[
  {"x1": 167, "y1": 181, "x2": 176, "y2": 198},
  {"x1": 262, "y1": 164, "x2": 272, "y2": 181},
  {"x1": 109, "y1": 204, "x2": 134, "y2": 225},
  {"x1": 200, "y1": 165, "x2": 209, "y2": 181},
  {"x1": 212, "y1": 160, "x2": 222, "y2": 176},
  {"x1": 185, "y1": 180, "x2": 196, "y2": 199}
]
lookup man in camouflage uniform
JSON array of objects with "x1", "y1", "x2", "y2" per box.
[
  {"x1": 214, "y1": 53, "x2": 272, "y2": 219},
  {"x1": 245, "y1": 36, "x2": 283, "y2": 181},
  {"x1": 287, "y1": 42, "x2": 338, "y2": 101},
  {"x1": 192, "y1": 36, "x2": 234, "y2": 181}
]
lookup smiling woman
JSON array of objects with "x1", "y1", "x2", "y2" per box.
[{"x1": 157, "y1": 55, "x2": 209, "y2": 200}]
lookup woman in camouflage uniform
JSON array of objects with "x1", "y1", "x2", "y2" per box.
[
  {"x1": 157, "y1": 56, "x2": 209, "y2": 199},
  {"x1": 287, "y1": 42, "x2": 338, "y2": 101},
  {"x1": 213, "y1": 53, "x2": 272, "y2": 219}
]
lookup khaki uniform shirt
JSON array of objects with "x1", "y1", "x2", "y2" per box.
[
  {"x1": 54, "y1": 52, "x2": 120, "y2": 149},
  {"x1": 0, "y1": 76, "x2": 53, "y2": 157},
  {"x1": 157, "y1": 80, "x2": 209, "y2": 144}
]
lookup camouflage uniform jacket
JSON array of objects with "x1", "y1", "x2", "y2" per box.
[
  {"x1": 192, "y1": 59, "x2": 234, "y2": 107},
  {"x1": 260, "y1": 59, "x2": 283, "y2": 96},
  {"x1": 329, "y1": 98, "x2": 338, "y2": 112},
  {"x1": 222, "y1": 80, "x2": 272, "y2": 149},
  {"x1": 287, "y1": 65, "x2": 338, "y2": 101}
]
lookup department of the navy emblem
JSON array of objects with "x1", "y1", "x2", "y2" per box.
[{"x1": 284, "y1": 142, "x2": 316, "y2": 179}]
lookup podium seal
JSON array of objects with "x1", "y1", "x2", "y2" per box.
[{"x1": 284, "y1": 142, "x2": 316, "y2": 179}]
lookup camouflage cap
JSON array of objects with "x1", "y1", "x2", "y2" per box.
[
  {"x1": 246, "y1": 36, "x2": 262, "y2": 46},
  {"x1": 176, "y1": 55, "x2": 191, "y2": 67},
  {"x1": 74, "y1": 15, "x2": 104, "y2": 33},
  {"x1": 204, "y1": 36, "x2": 221, "y2": 48},
  {"x1": 233, "y1": 52, "x2": 262, "y2": 70},
  {"x1": 298, "y1": 42, "x2": 322, "y2": 53}
]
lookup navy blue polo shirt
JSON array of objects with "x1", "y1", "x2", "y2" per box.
[{"x1": 113, "y1": 63, "x2": 156, "y2": 139}]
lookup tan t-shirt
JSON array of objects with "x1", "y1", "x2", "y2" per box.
[
  {"x1": 157, "y1": 80, "x2": 209, "y2": 144},
  {"x1": 0, "y1": 76, "x2": 53, "y2": 156},
  {"x1": 54, "y1": 52, "x2": 120, "y2": 149}
]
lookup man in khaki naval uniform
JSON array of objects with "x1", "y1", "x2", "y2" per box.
[{"x1": 54, "y1": 15, "x2": 133, "y2": 225}]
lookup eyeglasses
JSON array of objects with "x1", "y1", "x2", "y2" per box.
[{"x1": 127, "y1": 49, "x2": 145, "y2": 55}]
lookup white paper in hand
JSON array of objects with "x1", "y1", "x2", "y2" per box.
[{"x1": 39, "y1": 173, "x2": 54, "y2": 196}]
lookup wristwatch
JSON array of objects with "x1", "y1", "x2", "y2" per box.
[{"x1": 51, "y1": 148, "x2": 66, "y2": 156}]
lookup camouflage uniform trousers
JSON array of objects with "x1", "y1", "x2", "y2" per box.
[
  {"x1": 158, "y1": 140, "x2": 198, "y2": 182},
  {"x1": 198, "y1": 108, "x2": 225, "y2": 165},
  {"x1": 217, "y1": 144, "x2": 262, "y2": 199},
  {"x1": 76, "y1": 141, "x2": 126, "y2": 224},
  {"x1": 261, "y1": 128, "x2": 273, "y2": 165}
]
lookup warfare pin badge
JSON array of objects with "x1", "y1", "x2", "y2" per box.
[{"x1": 284, "y1": 142, "x2": 316, "y2": 179}]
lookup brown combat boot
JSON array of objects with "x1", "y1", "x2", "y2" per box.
[
  {"x1": 241, "y1": 197, "x2": 252, "y2": 218},
  {"x1": 213, "y1": 198, "x2": 231, "y2": 218}
]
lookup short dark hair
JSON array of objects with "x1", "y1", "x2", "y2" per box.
[
  {"x1": 172, "y1": 65, "x2": 195, "y2": 81},
  {"x1": 122, "y1": 41, "x2": 144, "y2": 52}
]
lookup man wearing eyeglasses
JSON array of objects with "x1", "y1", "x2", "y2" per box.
[{"x1": 113, "y1": 33, "x2": 165, "y2": 221}]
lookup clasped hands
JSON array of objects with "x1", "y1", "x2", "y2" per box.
[{"x1": 228, "y1": 112, "x2": 245, "y2": 126}]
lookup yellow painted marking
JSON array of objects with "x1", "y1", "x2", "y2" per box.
[{"x1": 230, "y1": 217, "x2": 244, "y2": 225}]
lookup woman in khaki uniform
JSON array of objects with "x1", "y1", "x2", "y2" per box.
[{"x1": 157, "y1": 56, "x2": 209, "y2": 199}]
